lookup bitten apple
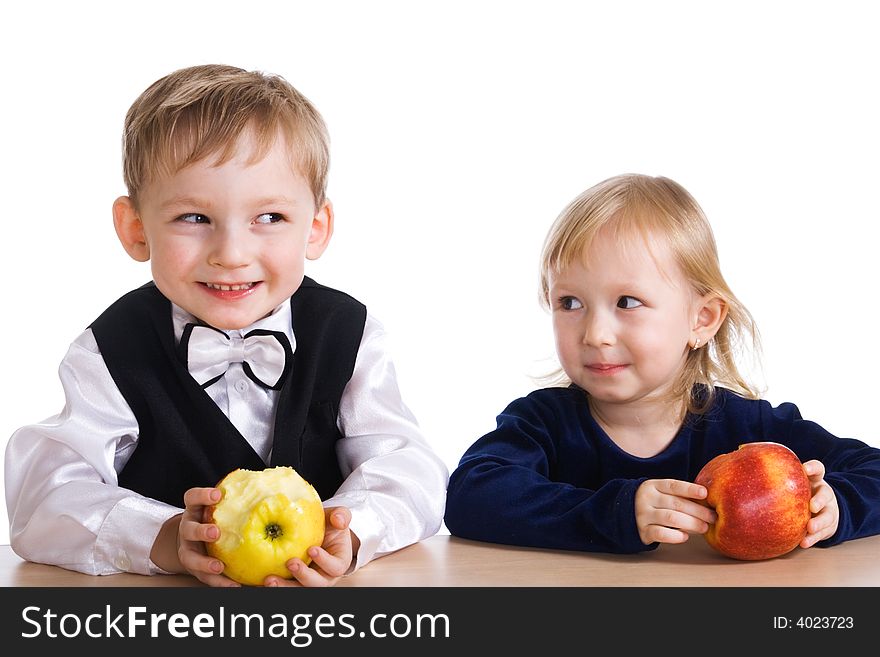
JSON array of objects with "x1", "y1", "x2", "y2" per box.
[
  {"x1": 695, "y1": 442, "x2": 811, "y2": 561},
  {"x1": 205, "y1": 466, "x2": 325, "y2": 585}
]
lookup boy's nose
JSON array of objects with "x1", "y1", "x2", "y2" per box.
[{"x1": 208, "y1": 225, "x2": 252, "y2": 269}]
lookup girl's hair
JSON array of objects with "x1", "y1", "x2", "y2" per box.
[
  {"x1": 539, "y1": 173, "x2": 762, "y2": 415},
  {"x1": 122, "y1": 64, "x2": 330, "y2": 209}
]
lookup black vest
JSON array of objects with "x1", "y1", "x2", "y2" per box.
[{"x1": 90, "y1": 277, "x2": 367, "y2": 506}]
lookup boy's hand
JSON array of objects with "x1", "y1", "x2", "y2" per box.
[
  {"x1": 800, "y1": 460, "x2": 840, "y2": 548},
  {"x1": 176, "y1": 486, "x2": 240, "y2": 587},
  {"x1": 264, "y1": 506, "x2": 359, "y2": 587},
  {"x1": 635, "y1": 478, "x2": 717, "y2": 546}
]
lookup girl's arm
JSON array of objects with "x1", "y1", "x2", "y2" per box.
[
  {"x1": 444, "y1": 393, "x2": 653, "y2": 554},
  {"x1": 761, "y1": 399, "x2": 880, "y2": 546}
]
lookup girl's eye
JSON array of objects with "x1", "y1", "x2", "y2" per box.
[
  {"x1": 559, "y1": 296, "x2": 584, "y2": 311},
  {"x1": 177, "y1": 213, "x2": 209, "y2": 224},
  {"x1": 254, "y1": 212, "x2": 284, "y2": 224},
  {"x1": 617, "y1": 295, "x2": 643, "y2": 309}
]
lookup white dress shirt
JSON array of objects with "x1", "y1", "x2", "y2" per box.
[{"x1": 4, "y1": 299, "x2": 448, "y2": 576}]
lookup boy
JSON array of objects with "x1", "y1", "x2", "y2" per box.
[{"x1": 4, "y1": 64, "x2": 448, "y2": 587}]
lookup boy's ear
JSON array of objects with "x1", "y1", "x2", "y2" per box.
[
  {"x1": 113, "y1": 196, "x2": 151, "y2": 262},
  {"x1": 692, "y1": 294, "x2": 728, "y2": 347},
  {"x1": 306, "y1": 199, "x2": 334, "y2": 261}
]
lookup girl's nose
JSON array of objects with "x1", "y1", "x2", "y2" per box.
[{"x1": 582, "y1": 310, "x2": 615, "y2": 347}]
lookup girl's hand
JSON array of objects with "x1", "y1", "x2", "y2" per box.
[
  {"x1": 800, "y1": 460, "x2": 839, "y2": 548},
  {"x1": 264, "y1": 506, "x2": 359, "y2": 587},
  {"x1": 635, "y1": 478, "x2": 717, "y2": 546}
]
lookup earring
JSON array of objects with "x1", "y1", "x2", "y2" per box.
[{"x1": 692, "y1": 338, "x2": 701, "y2": 351}]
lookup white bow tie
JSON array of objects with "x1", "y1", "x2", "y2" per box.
[{"x1": 181, "y1": 323, "x2": 292, "y2": 390}]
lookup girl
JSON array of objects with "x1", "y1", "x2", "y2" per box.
[{"x1": 444, "y1": 174, "x2": 880, "y2": 554}]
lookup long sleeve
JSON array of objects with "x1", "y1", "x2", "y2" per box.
[
  {"x1": 445, "y1": 386, "x2": 880, "y2": 556},
  {"x1": 5, "y1": 311, "x2": 448, "y2": 577},
  {"x1": 444, "y1": 389, "x2": 651, "y2": 554},
  {"x1": 758, "y1": 399, "x2": 880, "y2": 546},
  {"x1": 4, "y1": 331, "x2": 180, "y2": 575},
  {"x1": 328, "y1": 315, "x2": 448, "y2": 570}
]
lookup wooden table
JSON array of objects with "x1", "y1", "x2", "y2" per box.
[{"x1": 4, "y1": 532, "x2": 880, "y2": 587}]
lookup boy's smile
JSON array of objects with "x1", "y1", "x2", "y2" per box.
[
  {"x1": 202, "y1": 281, "x2": 260, "y2": 299},
  {"x1": 204, "y1": 282, "x2": 258, "y2": 292},
  {"x1": 113, "y1": 130, "x2": 332, "y2": 330}
]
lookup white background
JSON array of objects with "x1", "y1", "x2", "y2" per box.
[{"x1": 2, "y1": 1, "x2": 878, "y2": 546}]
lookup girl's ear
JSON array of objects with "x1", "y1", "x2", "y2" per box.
[
  {"x1": 113, "y1": 196, "x2": 151, "y2": 262},
  {"x1": 306, "y1": 199, "x2": 334, "y2": 261},
  {"x1": 691, "y1": 294, "x2": 728, "y2": 348}
]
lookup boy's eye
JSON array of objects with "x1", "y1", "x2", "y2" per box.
[
  {"x1": 617, "y1": 295, "x2": 643, "y2": 309},
  {"x1": 177, "y1": 213, "x2": 209, "y2": 224},
  {"x1": 558, "y1": 296, "x2": 584, "y2": 311},
  {"x1": 254, "y1": 213, "x2": 284, "y2": 224}
]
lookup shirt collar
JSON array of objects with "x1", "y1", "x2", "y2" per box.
[{"x1": 171, "y1": 300, "x2": 295, "y2": 353}]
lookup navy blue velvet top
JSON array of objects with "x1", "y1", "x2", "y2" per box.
[{"x1": 444, "y1": 386, "x2": 880, "y2": 553}]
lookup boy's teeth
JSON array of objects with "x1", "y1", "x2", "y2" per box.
[{"x1": 206, "y1": 283, "x2": 253, "y2": 291}]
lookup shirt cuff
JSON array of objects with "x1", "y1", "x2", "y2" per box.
[
  {"x1": 95, "y1": 495, "x2": 181, "y2": 575},
  {"x1": 322, "y1": 493, "x2": 384, "y2": 574}
]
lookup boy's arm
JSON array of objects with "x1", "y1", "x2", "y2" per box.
[
  {"x1": 324, "y1": 314, "x2": 449, "y2": 572},
  {"x1": 4, "y1": 330, "x2": 179, "y2": 575}
]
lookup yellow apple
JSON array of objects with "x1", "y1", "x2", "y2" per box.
[{"x1": 205, "y1": 466, "x2": 325, "y2": 586}]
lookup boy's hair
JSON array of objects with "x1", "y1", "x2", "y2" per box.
[
  {"x1": 122, "y1": 64, "x2": 330, "y2": 209},
  {"x1": 539, "y1": 173, "x2": 762, "y2": 415}
]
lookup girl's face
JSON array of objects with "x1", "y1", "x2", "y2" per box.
[{"x1": 548, "y1": 228, "x2": 699, "y2": 415}]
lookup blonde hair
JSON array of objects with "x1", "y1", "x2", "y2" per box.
[
  {"x1": 122, "y1": 64, "x2": 330, "y2": 209},
  {"x1": 539, "y1": 173, "x2": 762, "y2": 415}
]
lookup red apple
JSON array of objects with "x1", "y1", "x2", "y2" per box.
[{"x1": 694, "y1": 442, "x2": 811, "y2": 560}]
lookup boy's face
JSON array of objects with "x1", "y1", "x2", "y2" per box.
[
  {"x1": 114, "y1": 131, "x2": 331, "y2": 330},
  {"x1": 548, "y1": 229, "x2": 699, "y2": 415}
]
